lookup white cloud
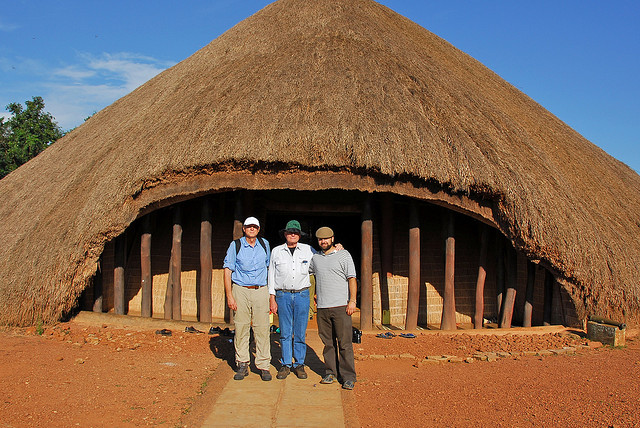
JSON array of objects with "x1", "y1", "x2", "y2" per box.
[
  {"x1": 0, "y1": 19, "x2": 19, "y2": 32},
  {"x1": 42, "y1": 52, "x2": 176, "y2": 129}
]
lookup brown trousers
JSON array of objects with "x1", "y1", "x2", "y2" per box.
[{"x1": 317, "y1": 305, "x2": 356, "y2": 382}]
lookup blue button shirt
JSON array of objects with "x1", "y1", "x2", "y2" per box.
[{"x1": 223, "y1": 236, "x2": 270, "y2": 287}]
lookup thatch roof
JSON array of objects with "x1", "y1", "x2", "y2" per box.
[{"x1": 1, "y1": 0, "x2": 639, "y2": 326}]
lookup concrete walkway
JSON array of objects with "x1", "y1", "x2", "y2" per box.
[{"x1": 201, "y1": 332, "x2": 346, "y2": 428}]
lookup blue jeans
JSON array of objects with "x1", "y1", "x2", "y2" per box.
[{"x1": 275, "y1": 288, "x2": 310, "y2": 367}]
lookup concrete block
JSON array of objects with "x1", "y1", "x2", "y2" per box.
[{"x1": 587, "y1": 321, "x2": 625, "y2": 346}]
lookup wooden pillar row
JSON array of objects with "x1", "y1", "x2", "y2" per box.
[
  {"x1": 199, "y1": 198, "x2": 213, "y2": 323},
  {"x1": 405, "y1": 203, "x2": 420, "y2": 330},
  {"x1": 440, "y1": 213, "x2": 456, "y2": 330},
  {"x1": 474, "y1": 226, "x2": 489, "y2": 329},
  {"x1": 114, "y1": 234, "x2": 126, "y2": 315},
  {"x1": 140, "y1": 215, "x2": 152, "y2": 318},
  {"x1": 360, "y1": 197, "x2": 374, "y2": 331}
]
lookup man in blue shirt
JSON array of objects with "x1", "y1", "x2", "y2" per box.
[{"x1": 223, "y1": 216, "x2": 272, "y2": 381}]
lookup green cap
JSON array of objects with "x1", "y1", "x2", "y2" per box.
[{"x1": 284, "y1": 220, "x2": 302, "y2": 232}]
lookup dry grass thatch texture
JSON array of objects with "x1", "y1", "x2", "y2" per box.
[{"x1": 1, "y1": 0, "x2": 639, "y2": 325}]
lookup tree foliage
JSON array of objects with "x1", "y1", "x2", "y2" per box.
[{"x1": 0, "y1": 96, "x2": 64, "y2": 179}]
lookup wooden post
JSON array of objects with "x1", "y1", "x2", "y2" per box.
[
  {"x1": 500, "y1": 246, "x2": 517, "y2": 328},
  {"x1": 233, "y1": 192, "x2": 244, "y2": 239},
  {"x1": 440, "y1": 213, "x2": 456, "y2": 330},
  {"x1": 140, "y1": 215, "x2": 152, "y2": 318},
  {"x1": 226, "y1": 193, "x2": 244, "y2": 324},
  {"x1": 114, "y1": 234, "x2": 126, "y2": 315},
  {"x1": 406, "y1": 203, "x2": 420, "y2": 330},
  {"x1": 199, "y1": 198, "x2": 213, "y2": 323},
  {"x1": 495, "y1": 237, "x2": 505, "y2": 322},
  {"x1": 163, "y1": 266, "x2": 173, "y2": 320},
  {"x1": 474, "y1": 226, "x2": 489, "y2": 329},
  {"x1": 360, "y1": 197, "x2": 374, "y2": 331},
  {"x1": 171, "y1": 206, "x2": 183, "y2": 321},
  {"x1": 543, "y1": 270, "x2": 554, "y2": 326},
  {"x1": 523, "y1": 260, "x2": 536, "y2": 327},
  {"x1": 380, "y1": 194, "x2": 394, "y2": 321},
  {"x1": 93, "y1": 258, "x2": 103, "y2": 313}
]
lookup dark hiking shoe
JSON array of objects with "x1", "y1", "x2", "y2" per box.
[
  {"x1": 320, "y1": 374, "x2": 336, "y2": 384},
  {"x1": 342, "y1": 380, "x2": 355, "y2": 390},
  {"x1": 260, "y1": 370, "x2": 272, "y2": 381},
  {"x1": 276, "y1": 365, "x2": 291, "y2": 379},
  {"x1": 233, "y1": 362, "x2": 249, "y2": 380},
  {"x1": 293, "y1": 365, "x2": 308, "y2": 379}
]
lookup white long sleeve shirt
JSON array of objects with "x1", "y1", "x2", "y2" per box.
[{"x1": 268, "y1": 242, "x2": 316, "y2": 295}]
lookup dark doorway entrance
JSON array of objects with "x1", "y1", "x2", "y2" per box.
[{"x1": 264, "y1": 211, "x2": 362, "y2": 277}]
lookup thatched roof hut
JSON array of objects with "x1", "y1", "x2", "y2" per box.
[{"x1": 1, "y1": 0, "x2": 639, "y2": 327}]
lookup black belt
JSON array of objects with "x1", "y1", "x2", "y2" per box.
[{"x1": 277, "y1": 287, "x2": 309, "y2": 293}]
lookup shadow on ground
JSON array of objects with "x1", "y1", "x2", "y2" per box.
[{"x1": 209, "y1": 330, "x2": 326, "y2": 376}]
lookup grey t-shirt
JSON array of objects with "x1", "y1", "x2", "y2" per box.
[{"x1": 310, "y1": 248, "x2": 357, "y2": 308}]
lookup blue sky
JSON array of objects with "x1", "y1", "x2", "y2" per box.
[{"x1": 1, "y1": 1, "x2": 638, "y2": 173}]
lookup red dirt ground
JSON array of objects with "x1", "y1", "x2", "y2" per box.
[{"x1": 1, "y1": 321, "x2": 638, "y2": 427}]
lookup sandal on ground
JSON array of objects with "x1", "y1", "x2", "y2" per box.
[
  {"x1": 375, "y1": 333, "x2": 392, "y2": 339},
  {"x1": 400, "y1": 333, "x2": 416, "y2": 338}
]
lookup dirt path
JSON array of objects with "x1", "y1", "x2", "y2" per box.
[{"x1": 1, "y1": 314, "x2": 638, "y2": 427}]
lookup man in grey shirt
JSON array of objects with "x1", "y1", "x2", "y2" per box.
[{"x1": 309, "y1": 226, "x2": 358, "y2": 390}]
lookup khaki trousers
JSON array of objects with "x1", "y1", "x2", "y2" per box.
[{"x1": 232, "y1": 284, "x2": 271, "y2": 370}]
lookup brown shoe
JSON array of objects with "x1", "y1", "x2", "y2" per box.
[
  {"x1": 276, "y1": 365, "x2": 290, "y2": 379},
  {"x1": 293, "y1": 365, "x2": 308, "y2": 379},
  {"x1": 233, "y1": 362, "x2": 249, "y2": 381},
  {"x1": 260, "y1": 369, "x2": 272, "y2": 381}
]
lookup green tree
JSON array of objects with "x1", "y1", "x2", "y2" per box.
[{"x1": 0, "y1": 96, "x2": 64, "y2": 178}]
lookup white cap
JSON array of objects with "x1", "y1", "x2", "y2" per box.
[{"x1": 243, "y1": 216, "x2": 260, "y2": 228}]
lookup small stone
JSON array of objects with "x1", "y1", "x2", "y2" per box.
[
  {"x1": 426, "y1": 355, "x2": 448, "y2": 362},
  {"x1": 537, "y1": 350, "x2": 553, "y2": 357},
  {"x1": 484, "y1": 352, "x2": 498, "y2": 362},
  {"x1": 75, "y1": 358, "x2": 85, "y2": 364},
  {"x1": 420, "y1": 359, "x2": 442, "y2": 365},
  {"x1": 496, "y1": 352, "x2": 511, "y2": 358},
  {"x1": 399, "y1": 353, "x2": 415, "y2": 359}
]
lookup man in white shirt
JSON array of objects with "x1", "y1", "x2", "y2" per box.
[{"x1": 268, "y1": 220, "x2": 314, "y2": 380}]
